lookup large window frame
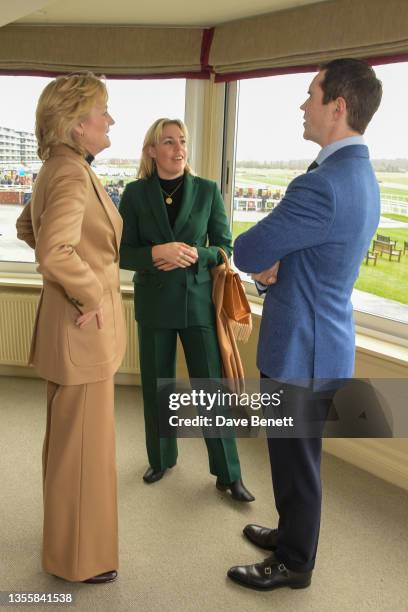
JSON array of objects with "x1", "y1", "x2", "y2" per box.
[{"x1": 222, "y1": 80, "x2": 408, "y2": 347}]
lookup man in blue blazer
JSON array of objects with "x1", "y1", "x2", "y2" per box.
[{"x1": 228, "y1": 59, "x2": 382, "y2": 591}]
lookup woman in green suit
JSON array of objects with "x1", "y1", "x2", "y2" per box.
[{"x1": 119, "y1": 118, "x2": 254, "y2": 502}]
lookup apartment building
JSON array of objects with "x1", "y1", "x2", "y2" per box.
[{"x1": 0, "y1": 126, "x2": 38, "y2": 167}]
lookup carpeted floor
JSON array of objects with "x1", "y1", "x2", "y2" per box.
[{"x1": 0, "y1": 376, "x2": 407, "y2": 611}]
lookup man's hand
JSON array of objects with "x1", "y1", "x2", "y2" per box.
[
  {"x1": 251, "y1": 261, "x2": 280, "y2": 285},
  {"x1": 75, "y1": 307, "x2": 104, "y2": 329},
  {"x1": 152, "y1": 243, "x2": 198, "y2": 270}
]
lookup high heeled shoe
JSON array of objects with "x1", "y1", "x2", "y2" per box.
[{"x1": 216, "y1": 477, "x2": 255, "y2": 502}]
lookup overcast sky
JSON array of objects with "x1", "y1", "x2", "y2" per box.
[
  {"x1": 236, "y1": 62, "x2": 408, "y2": 161},
  {"x1": 0, "y1": 61, "x2": 406, "y2": 162}
]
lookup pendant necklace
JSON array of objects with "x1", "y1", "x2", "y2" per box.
[{"x1": 160, "y1": 179, "x2": 184, "y2": 205}]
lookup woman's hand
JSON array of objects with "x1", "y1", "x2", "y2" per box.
[
  {"x1": 75, "y1": 307, "x2": 104, "y2": 329},
  {"x1": 152, "y1": 243, "x2": 198, "y2": 269},
  {"x1": 154, "y1": 259, "x2": 179, "y2": 271}
]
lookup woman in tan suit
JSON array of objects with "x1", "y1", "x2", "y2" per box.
[{"x1": 16, "y1": 74, "x2": 126, "y2": 584}]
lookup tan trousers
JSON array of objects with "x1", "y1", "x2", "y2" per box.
[{"x1": 42, "y1": 378, "x2": 118, "y2": 582}]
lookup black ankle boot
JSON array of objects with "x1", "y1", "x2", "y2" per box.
[
  {"x1": 216, "y1": 478, "x2": 255, "y2": 502},
  {"x1": 143, "y1": 466, "x2": 166, "y2": 483}
]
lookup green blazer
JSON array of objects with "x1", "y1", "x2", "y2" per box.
[{"x1": 119, "y1": 172, "x2": 233, "y2": 329}]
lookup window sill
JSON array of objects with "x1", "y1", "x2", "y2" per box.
[
  {"x1": 0, "y1": 275, "x2": 42, "y2": 289},
  {"x1": 0, "y1": 275, "x2": 135, "y2": 294},
  {"x1": 248, "y1": 299, "x2": 408, "y2": 367},
  {"x1": 353, "y1": 332, "x2": 408, "y2": 367}
]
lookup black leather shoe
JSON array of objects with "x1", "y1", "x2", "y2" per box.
[
  {"x1": 227, "y1": 556, "x2": 312, "y2": 591},
  {"x1": 243, "y1": 524, "x2": 278, "y2": 550},
  {"x1": 216, "y1": 478, "x2": 255, "y2": 502},
  {"x1": 83, "y1": 570, "x2": 118, "y2": 584},
  {"x1": 143, "y1": 466, "x2": 166, "y2": 483}
]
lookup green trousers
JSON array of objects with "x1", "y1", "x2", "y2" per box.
[{"x1": 137, "y1": 324, "x2": 241, "y2": 485}]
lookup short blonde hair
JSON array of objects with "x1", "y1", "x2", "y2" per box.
[
  {"x1": 138, "y1": 118, "x2": 193, "y2": 179},
  {"x1": 36, "y1": 73, "x2": 108, "y2": 161}
]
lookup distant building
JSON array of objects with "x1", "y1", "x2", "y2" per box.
[{"x1": 0, "y1": 126, "x2": 39, "y2": 168}]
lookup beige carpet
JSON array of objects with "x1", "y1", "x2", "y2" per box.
[{"x1": 0, "y1": 376, "x2": 407, "y2": 612}]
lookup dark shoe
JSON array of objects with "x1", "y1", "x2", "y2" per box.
[
  {"x1": 143, "y1": 466, "x2": 166, "y2": 483},
  {"x1": 243, "y1": 524, "x2": 278, "y2": 551},
  {"x1": 227, "y1": 556, "x2": 312, "y2": 591},
  {"x1": 83, "y1": 570, "x2": 118, "y2": 584},
  {"x1": 216, "y1": 478, "x2": 255, "y2": 502}
]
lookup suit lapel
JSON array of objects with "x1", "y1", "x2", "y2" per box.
[
  {"x1": 173, "y1": 173, "x2": 197, "y2": 237},
  {"x1": 144, "y1": 175, "x2": 174, "y2": 242},
  {"x1": 86, "y1": 167, "x2": 122, "y2": 253},
  {"x1": 50, "y1": 146, "x2": 123, "y2": 253}
]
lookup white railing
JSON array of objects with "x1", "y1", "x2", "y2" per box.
[
  {"x1": 381, "y1": 199, "x2": 408, "y2": 216},
  {"x1": 381, "y1": 192, "x2": 408, "y2": 203}
]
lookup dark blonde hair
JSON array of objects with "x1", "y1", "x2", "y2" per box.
[
  {"x1": 36, "y1": 73, "x2": 108, "y2": 160},
  {"x1": 138, "y1": 118, "x2": 193, "y2": 179}
]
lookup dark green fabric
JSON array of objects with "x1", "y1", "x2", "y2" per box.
[
  {"x1": 119, "y1": 173, "x2": 233, "y2": 329},
  {"x1": 138, "y1": 323, "x2": 241, "y2": 483}
]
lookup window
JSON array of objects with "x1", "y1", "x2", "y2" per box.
[
  {"x1": 0, "y1": 76, "x2": 186, "y2": 269},
  {"x1": 0, "y1": 76, "x2": 50, "y2": 266},
  {"x1": 225, "y1": 64, "x2": 408, "y2": 340}
]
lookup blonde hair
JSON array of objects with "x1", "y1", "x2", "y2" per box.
[
  {"x1": 138, "y1": 118, "x2": 193, "y2": 179},
  {"x1": 36, "y1": 73, "x2": 108, "y2": 161}
]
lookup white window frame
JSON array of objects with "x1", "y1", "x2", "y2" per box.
[{"x1": 222, "y1": 80, "x2": 408, "y2": 347}]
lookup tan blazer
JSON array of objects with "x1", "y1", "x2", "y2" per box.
[{"x1": 16, "y1": 145, "x2": 126, "y2": 385}]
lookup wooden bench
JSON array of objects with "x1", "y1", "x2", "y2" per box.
[
  {"x1": 365, "y1": 250, "x2": 378, "y2": 265},
  {"x1": 376, "y1": 233, "x2": 397, "y2": 247},
  {"x1": 373, "y1": 240, "x2": 402, "y2": 262},
  {"x1": 404, "y1": 240, "x2": 408, "y2": 255}
]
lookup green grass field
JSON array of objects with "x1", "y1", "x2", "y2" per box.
[
  {"x1": 232, "y1": 221, "x2": 255, "y2": 241},
  {"x1": 380, "y1": 186, "x2": 408, "y2": 199},
  {"x1": 235, "y1": 170, "x2": 298, "y2": 188},
  {"x1": 355, "y1": 228, "x2": 408, "y2": 304},
  {"x1": 377, "y1": 173, "x2": 408, "y2": 186}
]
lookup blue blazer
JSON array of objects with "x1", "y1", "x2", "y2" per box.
[{"x1": 234, "y1": 145, "x2": 380, "y2": 380}]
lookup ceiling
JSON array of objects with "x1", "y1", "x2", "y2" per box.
[{"x1": 13, "y1": 0, "x2": 329, "y2": 27}]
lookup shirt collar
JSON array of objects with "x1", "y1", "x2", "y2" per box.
[{"x1": 315, "y1": 135, "x2": 365, "y2": 166}]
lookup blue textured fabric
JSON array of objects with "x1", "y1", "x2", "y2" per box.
[{"x1": 234, "y1": 145, "x2": 380, "y2": 380}]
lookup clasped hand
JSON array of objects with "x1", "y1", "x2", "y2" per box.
[
  {"x1": 152, "y1": 242, "x2": 198, "y2": 271},
  {"x1": 251, "y1": 261, "x2": 280, "y2": 285}
]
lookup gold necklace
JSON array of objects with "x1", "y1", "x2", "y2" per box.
[{"x1": 160, "y1": 179, "x2": 184, "y2": 205}]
